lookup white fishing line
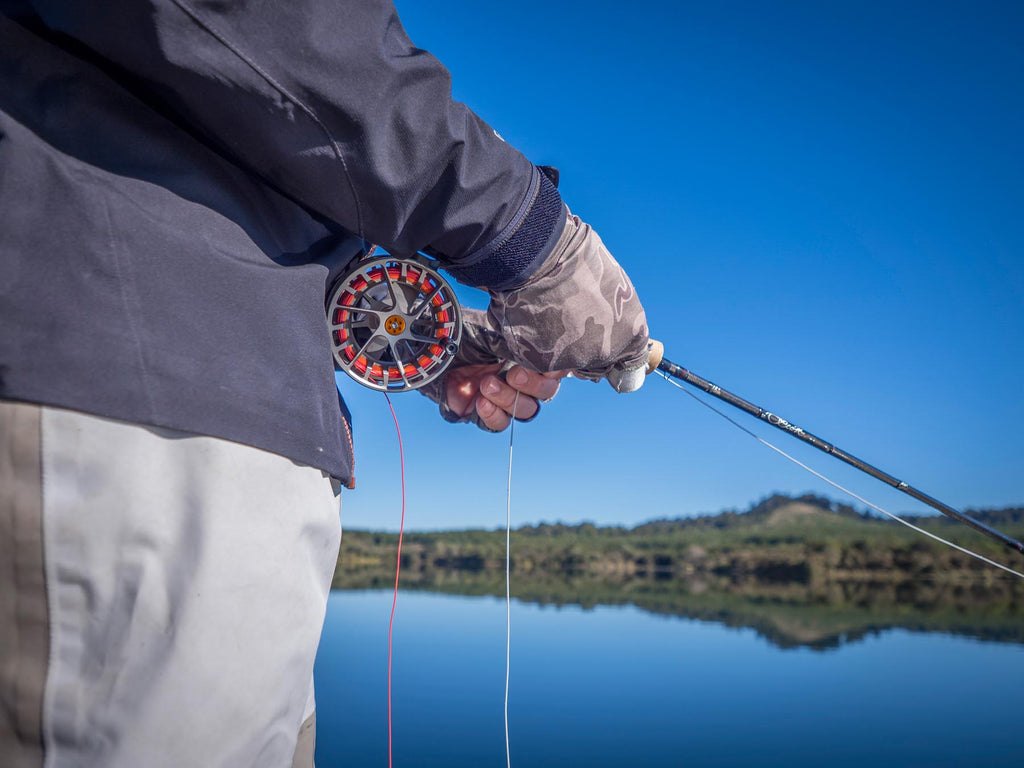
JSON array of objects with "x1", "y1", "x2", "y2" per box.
[
  {"x1": 655, "y1": 369, "x2": 1024, "y2": 581},
  {"x1": 504, "y1": 391, "x2": 519, "y2": 768}
]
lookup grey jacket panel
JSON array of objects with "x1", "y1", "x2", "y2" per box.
[
  {"x1": 24, "y1": 0, "x2": 541, "y2": 267},
  {"x1": 1, "y1": 12, "x2": 357, "y2": 481},
  {"x1": 0, "y1": 1, "x2": 561, "y2": 483}
]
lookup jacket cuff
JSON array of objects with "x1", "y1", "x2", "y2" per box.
[{"x1": 446, "y1": 166, "x2": 567, "y2": 291}]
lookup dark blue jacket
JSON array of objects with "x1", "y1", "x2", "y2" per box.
[{"x1": 0, "y1": 0, "x2": 564, "y2": 486}]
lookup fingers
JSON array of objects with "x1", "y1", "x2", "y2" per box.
[
  {"x1": 443, "y1": 363, "x2": 502, "y2": 419},
  {"x1": 479, "y1": 374, "x2": 539, "y2": 422},
  {"x1": 506, "y1": 365, "x2": 563, "y2": 402},
  {"x1": 442, "y1": 363, "x2": 564, "y2": 433},
  {"x1": 475, "y1": 396, "x2": 512, "y2": 432},
  {"x1": 483, "y1": 366, "x2": 561, "y2": 413},
  {"x1": 475, "y1": 366, "x2": 563, "y2": 432}
]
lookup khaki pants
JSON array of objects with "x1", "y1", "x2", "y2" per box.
[{"x1": 0, "y1": 402, "x2": 341, "y2": 768}]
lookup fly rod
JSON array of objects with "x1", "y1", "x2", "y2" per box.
[{"x1": 645, "y1": 341, "x2": 1024, "y2": 557}]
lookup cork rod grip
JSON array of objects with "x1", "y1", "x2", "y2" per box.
[{"x1": 646, "y1": 339, "x2": 664, "y2": 374}]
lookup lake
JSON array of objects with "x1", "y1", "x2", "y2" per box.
[{"x1": 314, "y1": 588, "x2": 1024, "y2": 767}]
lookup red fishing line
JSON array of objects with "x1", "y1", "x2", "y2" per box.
[{"x1": 384, "y1": 392, "x2": 405, "y2": 768}]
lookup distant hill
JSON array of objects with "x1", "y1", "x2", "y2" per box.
[{"x1": 336, "y1": 493, "x2": 1024, "y2": 586}]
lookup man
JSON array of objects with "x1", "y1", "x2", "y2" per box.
[{"x1": 0, "y1": 1, "x2": 648, "y2": 766}]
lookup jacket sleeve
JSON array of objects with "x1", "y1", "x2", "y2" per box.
[{"x1": 26, "y1": 0, "x2": 564, "y2": 287}]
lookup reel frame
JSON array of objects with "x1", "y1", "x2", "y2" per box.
[{"x1": 328, "y1": 254, "x2": 462, "y2": 392}]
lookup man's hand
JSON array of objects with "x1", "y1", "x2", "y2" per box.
[
  {"x1": 443, "y1": 364, "x2": 563, "y2": 432},
  {"x1": 419, "y1": 308, "x2": 565, "y2": 432}
]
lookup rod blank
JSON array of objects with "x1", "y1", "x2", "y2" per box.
[{"x1": 655, "y1": 355, "x2": 1024, "y2": 557}]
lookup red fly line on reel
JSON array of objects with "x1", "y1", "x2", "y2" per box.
[{"x1": 328, "y1": 255, "x2": 462, "y2": 392}]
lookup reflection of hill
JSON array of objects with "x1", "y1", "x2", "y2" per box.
[
  {"x1": 334, "y1": 567, "x2": 1024, "y2": 650},
  {"x1": 334, "y1": 494, "x2": 1024, "y2": 649}
]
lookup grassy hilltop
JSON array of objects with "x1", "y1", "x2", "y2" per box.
[{"x1": 336, "y1": 493, "x2": 1024, "y2": 585}]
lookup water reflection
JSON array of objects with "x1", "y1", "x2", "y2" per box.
[
  {"x1": 332, "y1": 566, "x2": 1024, "y2": 649},
  {"x1": 315, "y1": 590, "x2": 1024, "y2": 768}
]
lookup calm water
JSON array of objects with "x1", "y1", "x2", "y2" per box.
[{"x1": 314, "y1": 590, "x2": 1024, "y2": 767}]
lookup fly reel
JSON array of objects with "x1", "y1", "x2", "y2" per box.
[{"x1": 328, "y1": 254, "x2": 462, "y2": 392}]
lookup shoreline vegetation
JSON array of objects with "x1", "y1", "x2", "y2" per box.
[{"x1": 333, "y1": 494, "x2": 1024, "y2": 649}]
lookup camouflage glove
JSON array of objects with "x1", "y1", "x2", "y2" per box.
[{"x1": 486, "y1": 210, "x2": 650, "y2": 392}]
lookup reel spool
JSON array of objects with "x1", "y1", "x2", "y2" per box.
[{"x1": 328, "y1": 254, "x2": 462, "y2": 392}]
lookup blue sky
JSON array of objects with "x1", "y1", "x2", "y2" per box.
[{"x1": 338, "y1": 0, "x2": 1024, "y2": 532}]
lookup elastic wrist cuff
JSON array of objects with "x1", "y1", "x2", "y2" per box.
[{"x1": 447, "y1": 167, "x2": 566, "y2": 291}]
